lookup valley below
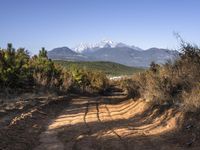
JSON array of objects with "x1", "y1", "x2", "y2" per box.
[{"x1": 54, "y1": 61, "x2": 144, "y2": 76}]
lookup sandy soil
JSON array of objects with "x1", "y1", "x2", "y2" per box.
[
  {"x1": 1, "y1": 86, "x2": 199, "y2": 150},
  {"x1": 34, "y1": 87, "x2": 194, "y2": 150}
]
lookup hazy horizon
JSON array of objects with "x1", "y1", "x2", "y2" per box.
[{"x1": 1, "y1": 0, "x2": 200, "y2": 54}]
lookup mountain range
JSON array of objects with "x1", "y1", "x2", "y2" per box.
[{"x1": 48, "y1": 40, "x2": 179, "y2": 67}]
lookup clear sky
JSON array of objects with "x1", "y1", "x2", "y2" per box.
[{"x1": 0, "y1": 0, "x2": 200, "y2": 54}]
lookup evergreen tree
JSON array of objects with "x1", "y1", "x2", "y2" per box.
[{"x1": 39, "y1": 47, "x2": 47, "y2": 58}]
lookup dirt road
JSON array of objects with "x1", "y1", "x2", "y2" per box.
[{"x1": 33, "y1": 87, "x2": 189, "y2": 150}]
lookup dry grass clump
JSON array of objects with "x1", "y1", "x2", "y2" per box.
[
  {"x1": 182, "y1": 83, "x2": 200, "y2": 112},
  {"x1": 120, "y1": 43, "x2": 200, "y2": 112},
  {"x1": 120, "y1": 78, "x2": 140, "y2": 98}
]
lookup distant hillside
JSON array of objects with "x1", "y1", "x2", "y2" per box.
[
  {"x1": 48, "y1": 41, "x2": 179, "y2": 67},
  {"x1": 54, "y1": 60, "x2": 144, "y2": 76},
  {"x1": 48, "y1": 47, "x2": 92, "y2": 61},
  {"x1": 84, "y1": 47, "x2": 179, "y2": 67}
]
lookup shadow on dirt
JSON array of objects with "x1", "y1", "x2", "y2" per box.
[{"x1": 1, "y1": 86, "x2": 200, "y2": 150}]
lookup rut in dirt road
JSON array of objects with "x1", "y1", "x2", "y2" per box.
[{"x1": 35, "y1": 86, "x2": 184, "y2": 150}]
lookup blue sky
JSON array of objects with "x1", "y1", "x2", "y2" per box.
[{"x1": 0, "y1": 0, "x2": 200, "y2": 54}]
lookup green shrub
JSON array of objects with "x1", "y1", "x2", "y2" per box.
[
  {"x1": 29, "y1": 49, "x2": 61, "y2": 88},
  {"x1": 0, "y1": 44, "x2": 31, "y2": 88},
  {"x1": 70, "y1": 65, "x2": 109, "y2": 93}
]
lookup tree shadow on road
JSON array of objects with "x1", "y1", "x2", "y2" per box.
[{"x1": 46, "y1": 94, "x2": 198, "y2": 150}]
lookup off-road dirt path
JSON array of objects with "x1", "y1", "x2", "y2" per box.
[{"x1": 33, "y1": 86, "x2": 190, "y2": 150}]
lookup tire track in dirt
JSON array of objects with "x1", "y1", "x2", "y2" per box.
[
  {"x1": 103, "y1": 103, "x2": 129, "y2": 150},
  {"x1": 83, "y1": 101, "x2": 91, "y2": 134},
  {"x1": 94, "y1": 100, "x2": 105, "y2": 150},
  {"x1": 72, "y1": 97, "x2": 117, "y2": 150},
  {"x1": 72, "y1": 101, "x2": 91, "y2": 150},
  {"x1": 96, "y1": 102, "x2": 100, "y2": 122}
]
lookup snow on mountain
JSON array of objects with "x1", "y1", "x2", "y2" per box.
[
  {"x1": 96, "y1": 40, "x2": 117, "y2": 48},
  {"x1": 73, "y1": 43, "x2": 93, "y2": 53},
  {"x1": 48, "y1": 44, "x2": 179, "y2": 67},
  {"x1": 72, "y1": 40, "x2": 139, "y2": 53}
]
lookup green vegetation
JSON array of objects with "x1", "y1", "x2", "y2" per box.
[
  {"x1": 0, "y1": 44, "x2": 109, "y2": 95},
  {"x1": 54, "y1": 60, "x2": 144, "y2": 76},
  {"x1": 0, "y1": 44, "x2": 31, "y2": 89},
  {"x1": 120, "y1": 43, "x2": 200, "y2": 112},
  {"x1": 70, "y1": 66, "x2": 109, "y2": 93},
  {"x1": 2, "y1": 42, "x2": 199, "y2": 113}
]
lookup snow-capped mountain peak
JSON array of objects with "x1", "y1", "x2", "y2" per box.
[
  {"x1": 72, "y1": 40, "x2": 143, "y2": 53},
  {"x1": 73, "y1": 43, "x2": 92, "y2": 53},
  {"x1": 48, "y1": 43, "x2": 178, "y2": 68},
  {"x1": 97, "y1": 39, "x2": 117, "y2": 48},
  {"x1": 73, "y1": 40, "x2": 127, "y2": 53},
  {"x1": 73, "y1": 40, "x2": 117, "y2": 53}
]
